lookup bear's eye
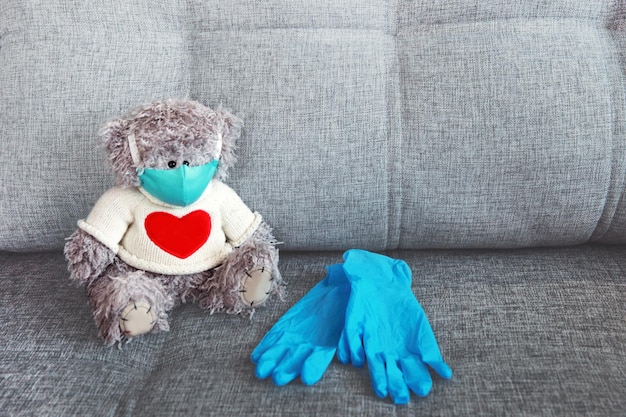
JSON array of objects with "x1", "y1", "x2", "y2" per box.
[
  {"x1": 183, "y1": 160, "x2": 190, "y2": 166},
  {"x1": 167, "y1": 161, "x2": 177, "y2": 168}
]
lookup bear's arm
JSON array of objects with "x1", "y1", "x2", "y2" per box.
[
  {"x1": 77, "y1": 187, "x2": 140, "y2": 254},
  {"x1": 215, "y1": 181, "x2": 263, "y2": 247}
]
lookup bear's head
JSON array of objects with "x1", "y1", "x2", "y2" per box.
[{"x1": 100, "y1": 99, "x2": 241, "y2": 188}]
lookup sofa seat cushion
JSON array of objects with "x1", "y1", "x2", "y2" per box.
[{"x1": 1, "y1": 247, "x2": 624, "y2": 415}]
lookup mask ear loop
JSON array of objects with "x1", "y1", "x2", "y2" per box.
[
  {"x1": 127, "y1": 132, "x2": 144, "y2": 175},
  {"x1": 212, "y1": 133, "x2": 223, "y2": 161},
  {"x1": 213, "y1": 133, "x2": 224, "y2": 161}
]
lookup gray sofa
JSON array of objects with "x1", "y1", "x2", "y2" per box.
[{"x1": 1, "y1": 1, "x2": 625, "y2": 416}]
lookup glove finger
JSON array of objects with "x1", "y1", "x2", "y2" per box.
[
  {"x1": 272, "y1": 344, "x2": 314, "y2": 386},
  {"x1": 414, "y1": 318, "x2": 453, "y2": 379},
  {"x1": 348, "y1": 328, "x2": 366, "y2": 368},
  {"x1": 367, "y1": 353, "x2": 388, "y2": 400},
  {"x1": 385, "y1": 356, "x2": 410, "y2": 405},
  {"x1": 400, "y1": 356, "x2": 433, "y2": 397},
  {"x1": 255, "y1": 344, "x2": 290, "y2": 380},
  {"x1": 301, "y1": 346, "x2": 336, "y2": 386},
  {"x1": 337, "y1": 330, "x2": 351, "y2": 365},
  {"x1": 251, "y1": 330, "x2": 283, "y2": 363},
  {"x1": 425, "y1": 358, "x2": 453, "y2": 380}
]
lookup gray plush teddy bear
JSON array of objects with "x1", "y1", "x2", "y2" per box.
[{"x1": 64, "y1": 99, "x2": 282, "y2": 346}]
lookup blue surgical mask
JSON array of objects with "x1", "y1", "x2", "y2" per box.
[
  {"x1": 127, "y1": 132, "x2": 222, "y2": 206},
  {"x1": 138, "y1": 160, "x2": 218, "y2": 206}
]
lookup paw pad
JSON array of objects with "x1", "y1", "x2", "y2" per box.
[
  {"x1": 239, "y1": 267, "x2": 273, "y2": 307},
  {"x1": 119, "y1": 301, "x2": 156, "y2": 337}
]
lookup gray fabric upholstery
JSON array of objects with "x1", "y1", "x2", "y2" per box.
[
  {"x1": 1, "y1": 1, "x2": 625, "y2": 251},
  {"x1": 1, "y1": 247, "x2": 625, "y2": 416},
  {"x1": 1, "y1": 1, "x2": 626, "y2": 416},
  {"x1": 0, "y1": 0, "x2": 189, "y2": 251},
  {"x1": 399, "y1": 22, "x2": 621, "y2": 248}
]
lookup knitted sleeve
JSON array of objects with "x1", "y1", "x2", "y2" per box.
[
  {"x1": 215, "y1": 181, "x2": 262, "y2": 247},
  {"x1": 77, "y1": 187, "x2": 139, "y2": 254}
]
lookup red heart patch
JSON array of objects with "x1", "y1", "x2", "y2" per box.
[{"x1": 144, "y1": 210, "x2": 211, "y2": 259}]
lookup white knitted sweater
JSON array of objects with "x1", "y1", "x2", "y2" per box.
[{"x1": 78, "y1": 180, "x2": 262, "y2": 275}]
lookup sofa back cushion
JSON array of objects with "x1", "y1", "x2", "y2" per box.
[{"x1": 1, "y1": 0, "x2": 625, "y2": 251}]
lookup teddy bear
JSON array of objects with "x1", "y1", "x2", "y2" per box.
[{"x1": 64, "y1": 99, "x2": 282, "y2": 346}]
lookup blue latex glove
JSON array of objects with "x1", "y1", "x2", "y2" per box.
[
  {"x1": 251, "y1": 264, "x2": 349, "y2": 386},
  {"x1": 337, "y1": 249, "x2": 453, "y2": 404}
]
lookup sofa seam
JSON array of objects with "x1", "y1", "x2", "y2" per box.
[
  {"x1": 396, "y1": 16, "x2": 617, "y2": 33},
  {"x1": 385, "y1": 0, "x2": 402, "y2": 250},
  {"x1": 589, "y1": 19, "x2": 626, "y2": 242}
]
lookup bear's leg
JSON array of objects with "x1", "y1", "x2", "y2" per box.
[
  {"x1": 199, "y1": 222, "x2": 282, "y2": 312},
  {"x1": 239, "y1": 266, "x2": 274, "y2": 307},
  {"x1": 119, "y1": 301, "x2": 156, "y2": 338},
  {"x1": 86, "y1": 260, "x2": 174, "y2": 345}
]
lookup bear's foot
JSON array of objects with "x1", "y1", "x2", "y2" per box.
[
  {"x1": 239, "y1": 267, "x2": 273, "y2": 307},
  {"x1": 119, "y1": 301, "x2": 156, "y2": 337}
]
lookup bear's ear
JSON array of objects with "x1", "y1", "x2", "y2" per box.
[
  {"x1": 99, "y1": 117, "x2": 140, "y2": 187},
  {"x1": 214, "y1": 107, "x2": 243, "y2": 180}
]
